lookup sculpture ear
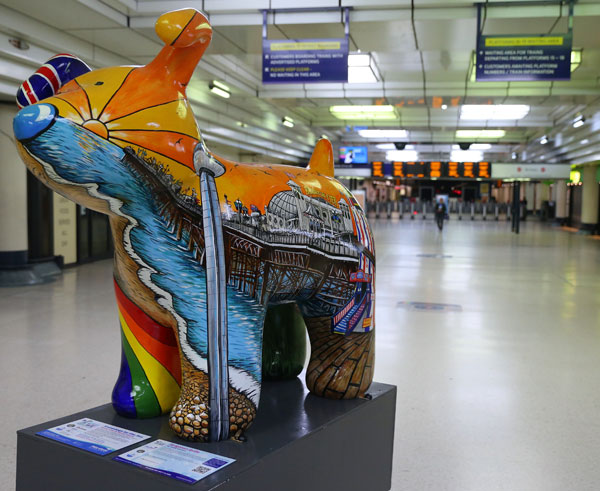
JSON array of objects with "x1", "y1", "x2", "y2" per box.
[
  {"x1": 16, "y1": 54, "x2": 91, "y2": 108},
  {"x1": 155, "y1": 9, "x2": 212, "y2": 48},
  {"x1": 307, "y1": 139, "x2": 334, "y2": 178}
]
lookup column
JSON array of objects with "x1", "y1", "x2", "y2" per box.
[
  {"x1": 581, "y1": 165, "x2": 599, "y2": 231},
  {"x1": 536, "y1": 182, "x2": 549, "y2": 210},
  {"x1": 525, "y1": 182, "x2": 535, "y2": 212},
  {"x1": 0, "y1": 104, "x2": 28, "y2": 270},
  {"x1": 555, "y1": 180, "x2": 568, "y2": 223},
  {"x1": 503, "y1": 185, "x2": 511, "y2": 203}
]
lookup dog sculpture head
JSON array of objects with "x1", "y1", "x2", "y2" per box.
[{"x1": 13, "y1": 8, "x2": 212, "y2": 212}]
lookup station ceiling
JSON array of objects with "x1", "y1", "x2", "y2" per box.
[{"x1": 1, "y1": 0, "x2": 599, "y2": 167}]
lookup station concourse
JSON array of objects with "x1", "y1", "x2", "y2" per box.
[{"x1": 1, "y1": 1, "x2": 600, "y2": 490}]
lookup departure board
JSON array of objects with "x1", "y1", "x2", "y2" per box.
[
  {"x1": 372, "y1": 161, "x2": 384, "y2": 177},
  {"x1": 372, "y1": 161, "x2": 491, "y2": 179}
]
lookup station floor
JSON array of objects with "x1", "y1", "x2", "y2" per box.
[{"x1": 1, "y1": 219, "x2": 600, "y2": 490}]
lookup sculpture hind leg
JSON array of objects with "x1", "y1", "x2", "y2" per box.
[{"x1": 304, "y1": 316, "x2": 374, "y2": 399}]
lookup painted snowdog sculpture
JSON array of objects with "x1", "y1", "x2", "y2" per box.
[{"x1": 13, "y1": 9, "x2": 375, "y2": 442}]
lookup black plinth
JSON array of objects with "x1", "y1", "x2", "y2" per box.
[{"x1": 17, "y1": 380, "x2": 396, "y2": 491}]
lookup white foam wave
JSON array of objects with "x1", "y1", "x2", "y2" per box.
[{"x1": 26, "y1": 148, "x2": 261, "y2": 406}]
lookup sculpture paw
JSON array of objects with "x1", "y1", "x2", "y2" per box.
[{"x1": 169, "y1": 395, "x2": 210, "y2": 441}]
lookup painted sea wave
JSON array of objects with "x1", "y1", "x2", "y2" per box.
[{"x1": 25, "y1": 119, "x2": 265, "y2": 403}]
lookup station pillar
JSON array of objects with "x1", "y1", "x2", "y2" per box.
[
  {"x1": 555, "y1": 180, "x2": 568, "y2": 224},
  {"x1": 581, "y1": 165, "x2": 599, "y2": 232},
  {"x1": 0, "y1": 103, "x2": 28, "y2": 269}
]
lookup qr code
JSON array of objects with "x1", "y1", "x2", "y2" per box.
[{"x1": 192, "y1": 465, "x2": 211, "y2": 474}]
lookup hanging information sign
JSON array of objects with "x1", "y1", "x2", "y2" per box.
[
  {"x1": 475, "y1": 2, "x2": 573, "y2": 81},
  {"x1": 476, "y1": 33, "x2": 572, "y2": 81},
  {"x1": 262, "y1": 8, "x2": 350, "y2": 84},
  {"x1": 262, "y1": 38, "x2": 348, "y2": 83}
]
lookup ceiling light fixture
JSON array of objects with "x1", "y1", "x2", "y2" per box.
[
  {"x1": 455, "y1": 130, "x2": 506, "y2": 139},
  {"x1": 330, "y1": 105, "x2": 396, "y2": 120},
  {"x1": 358, "y1": 129, "x2": 408, "y2": 139},
  {"x1": 452, "y1": 143, "x2": 491, "y2": 150},
  {"x1": 460, "y1": 104, "x2": 530, "y2": 120},
  {"x1": 9, "y1": 38, "x2": 30, "y2": 50},
  {"x1": 348, "y1": 53, "x2": 379, "y2": 83},
  {"x1": 386, "y1": 150, "x2": 418, "y2": 161},
  {"x1": 441, "y1": 104, "x2": 448, "y2": 110},
  {"x1": 282, "y1": 116, "x2": 294, "y2": 128},
  {"x1": 540, "y1": 135, "x2": 548, "y2": 144},
  {"x1": 573, "y1": 115, "x2": 585, "y2": 128},
  {"x1": 375, "y1": 143, "x2": 396, "y2": 150},
  {"x1": 209, "y1": 80, "x2": 231, "y2": 99},
  {"x1": 511, "y1": 152, "x2": 518, "y2": 160},
  {"x1": 450, "y1": 150, "x2": 483, "y2": 162}
]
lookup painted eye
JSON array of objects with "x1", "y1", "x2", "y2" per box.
[{"x1": 94, "y1": 81, "x2": 104, "y2": 86}]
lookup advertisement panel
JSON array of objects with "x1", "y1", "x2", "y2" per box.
[{"x1": 339, "y1": 146, "x2": 368, "y2": 165}]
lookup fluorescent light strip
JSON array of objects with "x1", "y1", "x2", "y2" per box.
[
  {"x1": 209, "y1": 85, "x2": 230, "y2": 99},
  {"x1": 450, "y1": 150, "x2": 483, "y2": 162},
  {"x1": 212, "y1": 80, "x2": 230, "y2": 91},
  {"x1": 331, "y1": 105, "x2": 394, "y2": 113},
  {"x1": 460, "y1": 104, "x2": 530, "y2": 120},
  {"x1": 386, "y1": 150, "x2": 418, "y2": 161},
  {"x1": 358, "y1": 129, "x2": 408, "y2": 138},
  {"x1": 331, "y1": 105, "x2": 395, "y2": 120},
  {"x1": 455, "y1": 130, "x2": 506, "y2": 139},
  {"x1": 209, "y1": 80, "x2": 231, "y2": 99}
]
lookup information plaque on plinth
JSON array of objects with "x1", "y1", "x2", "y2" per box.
[{"x1": 17, "y1": 380, "x2": 396, "y2": 491}]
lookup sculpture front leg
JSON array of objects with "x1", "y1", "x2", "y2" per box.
[
  {"x1": 111, "y1": 279, "x2": 182, "y2": 418},
  {"x1": 169, "y1": 358, "x2": 260, "y2": 442}
]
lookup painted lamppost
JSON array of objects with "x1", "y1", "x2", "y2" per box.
[{"x1": 193, "y1": 141, "x2": 229, "y2": 441}]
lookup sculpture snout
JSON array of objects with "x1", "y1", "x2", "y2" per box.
[{"x1": 13, "y1": 103, "x2": 57, "y2": 143}]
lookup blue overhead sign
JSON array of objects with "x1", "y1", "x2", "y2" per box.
[
  {"x1": 476, "y1": 33, "x2": 572, "y2": 81},
  {"x1": 262, "y1": 38, "x2": 349, "y2": 84}
]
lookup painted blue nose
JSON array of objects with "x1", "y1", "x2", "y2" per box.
[{"x1": 13, "y1": 103, "x2": 57, "y2": 142}]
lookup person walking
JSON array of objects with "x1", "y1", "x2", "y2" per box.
[{"x1": 435, "y1": 198, "x2": 447, "y2": 231}]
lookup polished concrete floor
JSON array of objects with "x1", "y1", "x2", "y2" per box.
[{"x1": 2, "y1": 219, "x2": 600, "y2": 490}]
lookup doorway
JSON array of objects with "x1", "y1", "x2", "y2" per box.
[
  {"x1": 27, "y1": 171, "x2": 53, "y2": 261},
  {"x1": 77, "y1": 206, "x2": 114, "y2": 263}
]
